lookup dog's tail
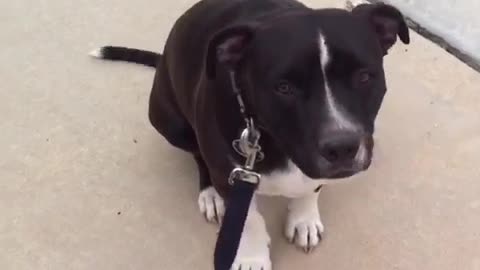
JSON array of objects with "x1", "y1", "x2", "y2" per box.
[{"x1": 89, "y1": 46, "x2": 161, "y2": 68}]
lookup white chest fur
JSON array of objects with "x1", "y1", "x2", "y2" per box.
[{"x1": 256, "y1": 161, "x2": 329, "y2": 198}]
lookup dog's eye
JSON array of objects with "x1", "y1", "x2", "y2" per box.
[
  {"x1": 354, "y1": 70, "x2": 373, "y2": 87},
  {"x1": 274, "y1": 81, "x2": 294, "y2": 95},
  {"x1": 359, "y1": 72, "x2": 371, "y2": 83}
]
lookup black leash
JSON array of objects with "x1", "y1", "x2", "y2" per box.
[
  {"x1": 213, "y1": 71, "x2": 263, "y2": 270},
  {"x1": 214, "y1": 179, "x2": 257, "y2": 270}
]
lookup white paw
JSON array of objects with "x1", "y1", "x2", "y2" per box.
[
  {"x1": 198, "y1": 186, "x2": 225, "y2": 224},
  {"x1": 285, "y1": 194, "x2": 324, "y2": 252},
  {"x1": 231, "y1": 198, "x2": 272, "y2": 270},
  {"x1": 231, "y1": 253, "x2": 271, "y2": 270}
]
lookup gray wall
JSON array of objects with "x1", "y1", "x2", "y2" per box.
[{"x1": 383, "y1": 0, "x2": 480, "y2": 66}]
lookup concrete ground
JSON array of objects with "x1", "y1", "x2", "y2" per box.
[{"x1": 1, "y1": 0, "x2": 479, "y2": 269}]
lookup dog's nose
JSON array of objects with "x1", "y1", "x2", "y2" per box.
[{"x1": 319, "y1": 132, "x2": 360, "y2": 163}]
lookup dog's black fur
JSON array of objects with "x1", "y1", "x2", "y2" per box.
[{"x1": 94, "y1": 0, "x2": 409, "y2": 197}]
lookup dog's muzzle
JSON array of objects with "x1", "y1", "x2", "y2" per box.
[{"x1": 318, "y1": 131, "x2": 371, "y2": 178}]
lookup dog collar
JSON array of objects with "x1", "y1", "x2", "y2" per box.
[{"x1": 213, "y1": 71, "x2": 263, "y2": 270}]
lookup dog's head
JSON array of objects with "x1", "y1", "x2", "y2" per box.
[{"x1": 206, "y1": 3, "x2": 409, "y2": 179}]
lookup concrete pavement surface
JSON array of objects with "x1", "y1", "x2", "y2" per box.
[{"x1": 1, "y1": 0, "x2": 479, "y2": 269}]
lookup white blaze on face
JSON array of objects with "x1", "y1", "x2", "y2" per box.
[
  {"x1": 318, "y1": 32, "x2": 359, "y2": 132},
  {"x1": 318, "y1": 32, "x2": 370, "y2": 168}
]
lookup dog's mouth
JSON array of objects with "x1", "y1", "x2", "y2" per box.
[
  {"x1": 289, "y1": 156, "x2": 371, "y2": 180},
  {"x1": 329, "y1": 171, "x2": 356, "y2": 179},
  {"x1": 322, "y1": 164, "x2": 368, "y2": 179},
  {"x1": 309, "y1": 162, "x2": 369, "y2": 180}
]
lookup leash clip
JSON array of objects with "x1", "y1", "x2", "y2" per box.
[
  {"x1": 228, "y1": 167, "x2": 261, "y2": 186},
  {"x1": 230, "y1": 118, "x2": 263, "y2": 186},
  {"x1": 232, "y1": 119, "x2": 265, "y2": 164}
]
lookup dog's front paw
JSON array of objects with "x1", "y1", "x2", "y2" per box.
[
  {"x1": 285, "y1": 210, "x2": 324, "y2": 252},
  {"x1": 285, "y1": 194, "x2": 324, "y2": 253},
  {"x1": 232, "y1": 200, "x2": 272, "y2": 270},
  {"x1": 231, "y1": 224, "x2": 271, "y2": 270},
  {"x1": 198, "y1": 186, "x2": 225, "y2": 224},
  {"x1": 231, "y1": 252, "x2": 271, "y2": 270}
]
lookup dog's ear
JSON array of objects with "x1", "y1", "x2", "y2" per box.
[
  {"x1": 206, "y1": 24, "x2": 257, "y2": 79},
  {"x1": 351, "y1": 3, "x2": 410, "y2": 55}
]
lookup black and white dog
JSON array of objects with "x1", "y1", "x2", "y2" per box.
[{"x1": 91, "y1": 0, "x2": 409, "y2": 269}]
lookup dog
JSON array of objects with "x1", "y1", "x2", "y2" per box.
[{"x1": 91, "y1": 0, "x2": 409, "y2": 269}]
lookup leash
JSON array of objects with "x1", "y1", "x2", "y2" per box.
[{"x1": 213, "y1": 71, "x2": 264, "y2": 270}]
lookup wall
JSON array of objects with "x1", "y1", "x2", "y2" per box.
[{"x1": 383, "y1": 0, "x2": 480, "y2": 67}]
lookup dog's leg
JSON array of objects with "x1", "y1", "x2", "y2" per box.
[
  {"x1": 196, "y1": 154, "x2": 225, "y2": 224},
  {"x1": 285, "y1": 188, "x2": 324, "y2": 252},
  {"x1": 232, "y1": 195, "x2": 272, "y2": 270}
]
